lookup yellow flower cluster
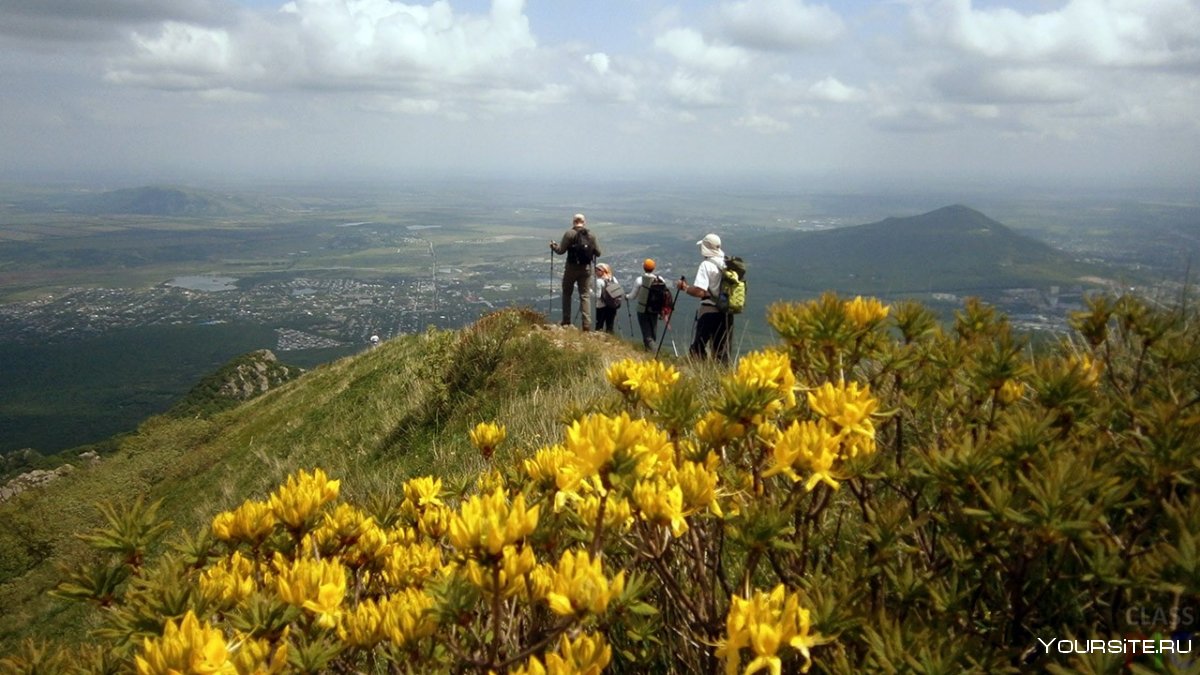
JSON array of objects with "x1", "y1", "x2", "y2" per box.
[
  {"x1": 997, "y1": 378, "x2": 1024, "y2": 405},
  {"x1": 305, "y1": 503, "x2": 389, "y2": 568},
  {"x1": 606, "y1": 358, "x2": 681, "y2": 407},
  {"x1": 1070, "y1": 353, "x2": 1104, "y2": 389},
  {"x1": 198, "y1": 551, "x2": 257, "y2": 609},
  {"x1": 337, "y1": 588, "x2": 435, "y2": 648},
  {"x1": 806, "y1": 380, "x2": 878, "y2": 458},
  {"x1": 268, "y1": 468, "x2": 340, "y2": 530},
  {"x1": 273, "y1": 553, "x2": 347, "y2": 628},
  {"x1": 448, "y1": 487, "x2": 539, "y2": 558},
  {"x1": 135, "y1": 611, "x2": 235, "y2": 675},
  {"x1": 539, "y1": 549, "x2": 626, "y2": 617},
  {"x1": 512, "y1": 633, "x2": 612, "y2": 675},
  {"x1": 845, "y1": 295, "x2": 890, "y2": 330},
  {"x1": 469, "y1": 421, "x2": 507, "y2": 458},
  {"x1": 557, "y1": 413, "x2": 675, "y2": 495},
  {"x1": 717, "y1": 585, "x2": 825, "y2": 675},
  {"x1": 211, "y1": 499, "x2": 276, "y2": 543},
  {"x1": 762, "y1": 420, "x2": 841, "y2": 491}
]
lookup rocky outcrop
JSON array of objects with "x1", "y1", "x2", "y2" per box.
[
  {"x1": 169, "y1": 349, "x2": 303, "y2": 418},
  {"x1": 0, "y1": 451, "x2": 99, "y2": 502}
]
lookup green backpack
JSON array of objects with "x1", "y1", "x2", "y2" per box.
[{"x1": 716, "y1": 256, "x2": 746, "y2": 314}]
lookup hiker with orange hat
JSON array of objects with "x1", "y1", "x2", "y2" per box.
[{"x1": 629, "y1": 258, "x2": 673, "y2": 351}]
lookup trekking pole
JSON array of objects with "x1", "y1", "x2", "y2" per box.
[
  {"x1": 624, "y1": 293, "x2": 634, "y2": 339},
  {"x1": 654, "y1": 277, "x2": 686, "y2": 358},
  {"x1": 548, "y1": 247, "x2": 554, "y2": 320}
]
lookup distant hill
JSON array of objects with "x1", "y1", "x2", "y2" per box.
[
  {"x1": 741, "y1": 204, "x2": 1105, "y2": 299},
  {"x1": 65, "y1": 186, "x2": 254, "y2": 217}
]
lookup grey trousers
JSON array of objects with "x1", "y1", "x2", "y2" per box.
[{"x1": 561, "y1": 265, "x2": 592, "y2": 329}]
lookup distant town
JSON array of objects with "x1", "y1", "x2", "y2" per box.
[{"x1": 0, "y1": 273, "x2": 511, "y2": 351}]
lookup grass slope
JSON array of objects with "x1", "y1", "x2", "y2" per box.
[{"x1": 0, "y1": 309, "x2": 644, "y2": 651}]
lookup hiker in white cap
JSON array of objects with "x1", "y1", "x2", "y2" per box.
[{"x1": 677, "y1": 233, "x2": 731, "y2": 362}]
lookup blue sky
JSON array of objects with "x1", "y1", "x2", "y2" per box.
[{"x1": 1, "y1": 0, "x2": 1197, "y2": 190}]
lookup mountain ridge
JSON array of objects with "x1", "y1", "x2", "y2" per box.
[{"x1": 742, "y1": 203, "x2": 1102, "y2": 299}]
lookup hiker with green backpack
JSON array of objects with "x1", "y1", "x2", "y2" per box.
[
  {"x1": 549, "y1": 213, "x2": 601, "y2": 330},
  {"x1": 677, "y1": 233, "x2": 745, "y2": 363}
]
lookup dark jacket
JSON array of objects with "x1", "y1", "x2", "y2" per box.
[{"x1": 553, "y1": 227, "x2": 601, "y2": 267}]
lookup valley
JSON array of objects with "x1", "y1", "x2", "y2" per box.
[{"x1": 1, "y1": 180, "x2": 1196, "y2": 456}]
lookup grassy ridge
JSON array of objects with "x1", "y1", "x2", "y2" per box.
[{"x1": 0, "y1": 309, "x2": 641, "y2": 651}]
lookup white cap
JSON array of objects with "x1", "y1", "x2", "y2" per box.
[
  {"x1": 573, "y1": 213, "x2": 586, "y2": 225},
  {"x1": 697, "y1": 233, "x2": 723, "y2": 258}
]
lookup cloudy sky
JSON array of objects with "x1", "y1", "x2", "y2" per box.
[{"x1": 1, "y1": 0, "x2": 1198, "y2": 189}]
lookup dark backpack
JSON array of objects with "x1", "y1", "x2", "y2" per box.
[
  {"x1": 566, "y1": 228, "x2": 596, "y2": 266},
  {"x1": 716, "y1": 256, "x2": 746, "y2": 314},
  {"x1": 645, "y1": 276, "x2": 671, "y2": 315},
  {"x1": 601, "y1": 279, "x2": 624, "y2": 308}
]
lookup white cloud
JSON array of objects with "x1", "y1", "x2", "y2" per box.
[
  {"x1": 909, "y1": 0, "x2": 1200, "y2": 69},
  {"x1": 735, "y1": 112, "x2": 790, "y2": 133},
  {"x1": 106, "y1": 0, "x2": 540, "y2": 95},
  {"x1": 576, "y1": 52, "x2": 639, "y2": 103},
  {"x1": 717, "y1": 0, "x2": 844, "y2": 51},
  {"x1": 106, "y1": 22, "x2": 235, "y2": 88},
  {"x1": 585, "y1": 52, "x2": 610, "y2": 75},
  {"x1": 808, "y1": 76, "x2": 864, "y2": 103},
  {"x1": 665, "y1": 70, "x2": 725, "y2": 106},
  {"x1": 655, "y1": 27, "x2": 750, "y2": 72}
]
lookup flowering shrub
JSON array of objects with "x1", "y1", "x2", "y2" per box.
[{"x1": 14, "y1": 293, "x2": 1199, "y2": 673}]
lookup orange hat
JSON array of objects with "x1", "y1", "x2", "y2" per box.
[{"x1": 643, "y1": 258, "x2": 656, "y2": 272}]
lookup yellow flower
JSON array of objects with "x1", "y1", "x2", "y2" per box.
[
  {"x1": 540, "y1": 549, "x2": 625, "y2": 617},
  {"x1": 460, "y1": 545, "x2": 537, "y2": 598},
  {"x1": 539, "y1": 633, "x2": 612, "y2": 675},
  {"x1": 306, "y1": 503, "x2": 386, "y2": 567},
  {"x1": 558, "y1": 413, "x2": 675, "y2": 494},
  {"x1": 229, "y1": 630, "x2": 289, "y2": 675},
  {"x1": 198, "y1": 552, "x2": 257, "y2": 608},
  {"x1": 997, "y1": 379, "x2": 1024, "y2": 406},
  {"x1": 448, "y1": 487, "x2": 539, "y2": 558},
  {"x1": 379, "y1": 587, "x2": 436, "y2": 646},
  {"x1": 633, "y1": 478, "x2": 689, "y2": 536},
  {"x1": 211, "y1": 500, "x2": 276, "y2": 543},
  {"x1": 762, "y1": 420, "x2": 842, "y2": 491},
  {"x1": 267, "y1": 468, "x2": 340, "y2": 530},
  {"x1": 512, "y1": 640, "x2": 613, "y2": 675},
  {"x1": 135, "y1": 611, "x2": 235, "y2": 675},
  {"x1": 524, "y1": 445, "x2": 572, "y2": 488},
  {"x1": 1070, "y1": 353, "x2": 1104, "y2": 389},
  {"x1": 403, "y1": 476, "x2": 444, "y2": 510},
  {"x1": 844, "y1": 296, "x2": 889, "y2": 330},
  {"x1": 469, "y1": 421, "x2": 507, "y2": 458},
  {"x1": 606, "y1": 358, "x2": 681, "y2": 407},
  {"x1": 735, "y1": 350, "x2": 797, "y2": 410},
  {"x1": 380, "y1": 539, "x2": 443, "y2": 590},
  {"x1": 677, "y1": 459, "x2": 722, "y2": 517},
  {"x1": 338, "y1": 597, "x2": 386, "y2": 648},
  {"x1": 717, "y1": 585, "x2": 826, "y2": 675},
  {"x1": 806, "y1": 381, "x2": 878, "y2": 457},
  {"x1": 696, "y1": 410, "x2": 746, "y2": 448},
  {"x1": 273, "y1": 554, "x2": 346, "y2": 629}
]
